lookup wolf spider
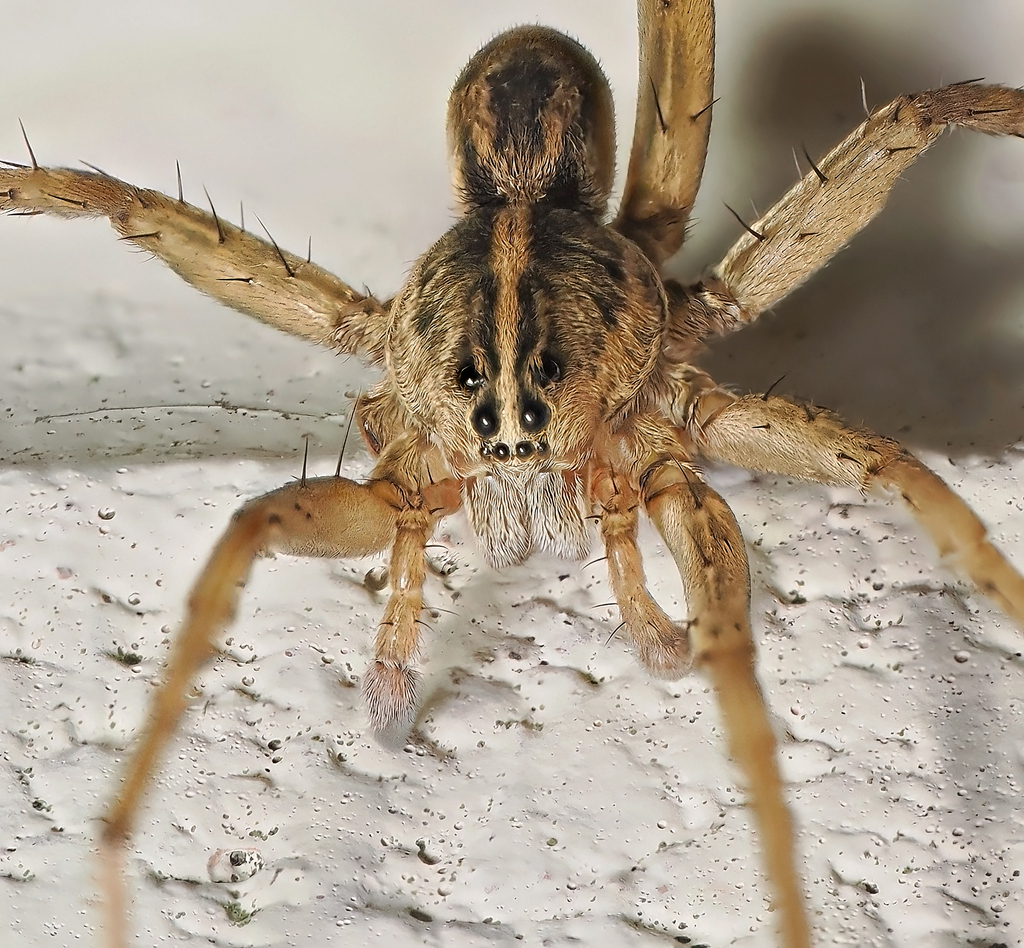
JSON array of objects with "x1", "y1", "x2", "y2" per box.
[{"x1": 4, "y1": 2, "x2": 1024, "y2": 946}]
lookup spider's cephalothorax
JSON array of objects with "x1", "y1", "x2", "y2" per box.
[
  {"x1": 5, "y1": 3, "x2": 1024, "y2": 947},
  {"x1": 385, "y1": 28, "x2": 668, "y2": 565}
]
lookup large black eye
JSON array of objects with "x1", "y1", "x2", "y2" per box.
[
  {"x1": 457, "y1": 363, "x2": 486, "y2": 391},
  {"x1": 472, "y1": 404, "x2": 499, "y2": 437},
  {"x1": 520, "y1": 397, "x2": 549, "y2": 433},
  {"x1": 538, "y1": 354, "x2": 562, "y2": 387}
]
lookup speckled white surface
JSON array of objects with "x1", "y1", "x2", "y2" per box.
[{"x1": 2, "y1": 3, "x2": 1024, "y2": 947}]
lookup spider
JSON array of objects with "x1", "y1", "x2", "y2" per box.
[{"x1": 3, "y1": 3, "x2": 1024, "y2": 947}]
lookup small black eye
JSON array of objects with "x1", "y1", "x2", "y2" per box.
[
  {"x1": 538, "y1": 354, "x2": 562, "y2": 386},
  {"x1": 457, "y1": 363, "x2": 485, "y2": 390}
]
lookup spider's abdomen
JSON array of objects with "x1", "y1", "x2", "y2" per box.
[
  {"x1": 384, "y1": 27, "x2": 670, "y2": 498},
  {"x1": 447, "y1": 26, "x2": 615, "y2": 214}
]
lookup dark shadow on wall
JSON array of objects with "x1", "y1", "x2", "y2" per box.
[{"x1": 682, "y1": 14, "x2": 1024, "y2": 455}]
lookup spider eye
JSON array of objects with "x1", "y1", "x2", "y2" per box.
[
  {"x1": 457, "y1": 363, "x2": 486, "y2": 390},
  {"x1": 472, "y1": 404, "x2": 499, "y2": 437},
  {"x1": 520, "y1": 396, "x2": 549, "y2": 433},
  {"x1": 537, "y1": 354, "x2": 562, "y2": 387}
]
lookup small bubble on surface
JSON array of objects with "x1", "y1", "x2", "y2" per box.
[{"x1": 208, "y1": 848, "x2": 265, "y2": 883}]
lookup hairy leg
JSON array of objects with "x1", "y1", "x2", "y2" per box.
[
  {"x1": 0, "y1": 162, "x2": 387, "y2": 356},
  {"x1": 99, "y1": 474, "x2": 402, "y2": 947},
  {"x1": 642, "y1": 459, "x2": 810, "y2": 948},
  {"x1": 665, "y1": 82, "x2": 1024, "y2": 355},
  {"x1": 361, "y1": 503, "x2": 434, "y2": 736},
  {"x1": 592, "y1": 466, "x2": 691, "y2": 675},
  {"x1": 684, "y1": 387, "x2": 1024, "y2": 625},
  {"x1": 615, "y1": 0, "x2": 714, "y2": 267}
]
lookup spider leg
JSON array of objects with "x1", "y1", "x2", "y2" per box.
[
  {"x1": 97, "y1": 473, "x2": 458, "y2": 948},
  {"x1": 0, "y1": 165, "x2": 388, "y2": 356},
  {"x1": 614, "y1": 0, "x2": 714, "y2": 266},
  {"x1": 683, "y1": 386, "x2": 1024, "y2": 625},
  {"x1": 665, "y1": 83, "x2": 1024, "y2": 350},
  {"x1": 593, "y1": 467, "x2": 691, "y2": 676},
  {"x1": 641, "y1": 459, "x2": 810, "y2": 948},
  {"x1": 361, "y1": 500, "x2": 439, "y2": 736}
]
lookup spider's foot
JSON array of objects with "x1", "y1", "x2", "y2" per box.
[
  {"x1": 636, "y1": 623, "x2": 693, "y2": 680},
  {"x1": 362, "y1": 660, "x2": 420, "y2": 739}
]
